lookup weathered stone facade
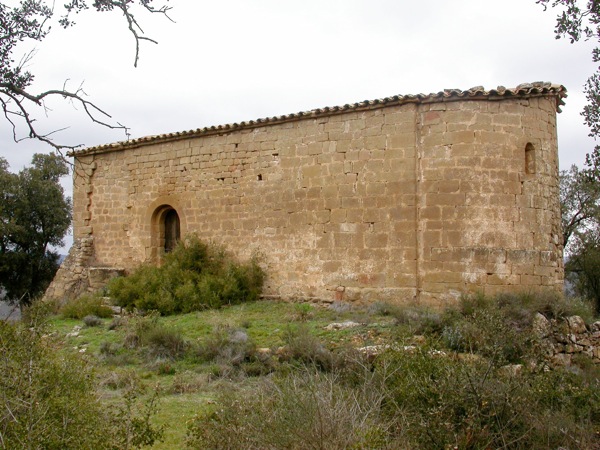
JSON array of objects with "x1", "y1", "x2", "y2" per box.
[{"x1": 45, "y1": 82, "x2": 566, "y2": 306}]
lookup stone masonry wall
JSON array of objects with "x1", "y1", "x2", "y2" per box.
[{"x1": 50, "y1": 87, "x2": 563, "y2": 306}]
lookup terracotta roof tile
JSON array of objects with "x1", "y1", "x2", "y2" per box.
[{"x1": 71, "y1": 82, "x2": 567, "y2": 157}]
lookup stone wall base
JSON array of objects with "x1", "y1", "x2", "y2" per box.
[{"x1": 43, "y1": 237, "x2": 124, "y2": 304}]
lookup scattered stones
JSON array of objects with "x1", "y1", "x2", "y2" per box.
[
  {"x1": 325, "y1": 321, "x2": 362, "y2": 331},
  {"x1": 540, "y1": 315, "x2": 600, "y2": 367},
  {"x1": 66, "y1": 325, "x2": 82, "y2": 338},
  {"x1": 499, "y1": 364, "x2": 523, "y2": 378},
  {"x1": 567, "y1": 315, "x2": 587, "y2": 334},
  {"x1": 532, "y1": 313, "x2": 551, "y2": 339},
  {"x1": 357, "y1": 344, "x2": 391, "y2": 356},
  {"x1": 551, "y1": 353, "x2": 572, "y2": 367}
]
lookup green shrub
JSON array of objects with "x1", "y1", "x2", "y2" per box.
[
  {"x1": 379, "y1": 348, "x2": 600, "y2": 449},
  {"x1": 194, "y1": 325, "x2": 270, "y2": 377},
  {"x1": 437, "y1": 293, "x2": 596, "y2": 365},
  {"x1": 186, "y1": 369, "x2": 394, "y2": 449},
  {"x1": 293, "y1": 302, "x2": 314, "y2": 321},
  {"x1": 0, "y1": 303, "x2": 163, "y2": 449},
  {"x1": 123, "y1": 312, "x2": 187, "y2": 360},
  {"x1": 281, "y1": 324, "x2": 338, "y2": 371},
  {"x1": 83, "y1": 314, "x2": 103, "y2": 327},
  {"x1": 0, "y1": 317, "x2": 106, "y2": 448},
  {"x1": 61, "y1": 293, "x2": 114, "y2": 319},
  {"x1": 441, "y1": 307, "x2": 530, "y2": 364},
  {"x1": 108, "y1": 236, "x2": 265, "y2": 314}
]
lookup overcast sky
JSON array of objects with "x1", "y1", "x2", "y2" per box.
[{"x1": 1, "y1": 0, "x2": 597, "y2": 248}]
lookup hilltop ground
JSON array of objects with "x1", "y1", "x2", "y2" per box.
[{"x1": 42, "y1": 293, "x2": 600, "y2": 449}]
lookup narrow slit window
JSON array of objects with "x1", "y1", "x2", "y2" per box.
[{"x1": 525, "y1": 143, "x2": 536, "y2": 174}]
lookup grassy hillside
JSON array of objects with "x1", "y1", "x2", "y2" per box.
[{"x1": 44, "y1": 294, "x2": 600, "y2": 449}]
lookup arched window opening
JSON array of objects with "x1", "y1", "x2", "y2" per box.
[
  {"x1": 525, "y1": 143, "x2": 536, "y2": 174},
  {"x1": 164, "y1": 209, "x2": 180, "y2": 253}
]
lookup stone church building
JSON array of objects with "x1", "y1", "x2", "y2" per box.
[{"x1": 45, "y1": 82, "x2": 566, "y2": 306}]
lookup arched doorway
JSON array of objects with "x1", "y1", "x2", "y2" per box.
[
  {"x1": 150, "y1": 205, "x2": 182, "y2": 262},
  {"x1": 164, "y1": 209, "x2": 180, "y2": 253}
]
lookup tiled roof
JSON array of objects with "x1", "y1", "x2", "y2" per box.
[{"x1": 71, "y1": 82, "x2": 567, "y2": 157}]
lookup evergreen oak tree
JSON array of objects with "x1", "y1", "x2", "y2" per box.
[{"x1": 0, "y1": 154, "x2": 71, "y2": 306}]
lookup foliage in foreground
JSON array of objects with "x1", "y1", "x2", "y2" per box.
[
  {"x1": 186, "y1": 293, "x2": 600, "y2": 449},
  {"x1": 0, "y1": 303, "x2": 163, "y2": 449},
  {"x1": 547, "y1": 1, "x2": 600, "y2": 313},
  {"x1": 539, "y1": 0, "x2": 600, "y2": 173},
  {"x1": 187, "y1": 351, "x2": 600, "y2": 449},
  {"x1": 108, "y1": 236, "x2": 265, "y2": 315},
  {"x1": 186, "y1": 368, "x2": 393, "y2": 450}
]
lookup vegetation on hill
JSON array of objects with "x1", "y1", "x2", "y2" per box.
[
  {"x1": 3, "y1": 240, "x2": 600, "y2": 448},
  {"x1": 14, "y1": 289, "x2": 592, "y2": 449},
  {"x1": 107, "y1": 236, "x2": 265, "y2": 315},
  {"x1": 0, "y1": 303, "x2": 163, "y2": 449}
]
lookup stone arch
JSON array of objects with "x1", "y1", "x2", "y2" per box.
[{"x1": 146, "y1": 198, "x2": 186, "y2": 264}]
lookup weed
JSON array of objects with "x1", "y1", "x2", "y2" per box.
[
  {"x1": 123, "y1": 312, "x2": 187, "y2": 360},
  {"x1": 61, "y1": 294, "x2": 113, "y2": 319},
  {"x1": 83, "y1": 314, "x2": 103, "y2": 327},
  {"x1": 169, "y1": 371, "x2": 208, "y2": 394},
  {"x1": 281, "y1": 324, "x2": 338, "y2": 371},
  {"x1": 99, "y1": 341, "x2": 120, "y2": 357},
  {"x1": 108, "y1": 316, "x2": 125, "y2": 330},
  {"x1": 99, "y1": 369, "x2": 142, "y2": 391},
  {"x1": 186, "y1": 369, "x2": 394, "y2": 449},
  {"x1": 293, "y1": 302, "x2": 314, "y2": 322},
  {"x1": 331, "y1": 300, "x2": 352, "y2": 313},
  {"x1": 194, "y1": 325, "x2": 263, "y2": 377},
  {"x1": 156, "y1": 360, "x2": 176, "y2": 375},
  {"x1": 144, "y1": 326, "x2": 187, "y2": 359},
  {"x1": 368, "y1": 301, "x2": 401, "y2": 317}
]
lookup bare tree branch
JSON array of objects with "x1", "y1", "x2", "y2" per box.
[{"x1": 0, "y1": 0, "x2": 171, "y2": 151}]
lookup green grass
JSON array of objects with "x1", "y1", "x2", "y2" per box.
[
  {"x1": 45, "y1": 294, "x2": 599, "y2": 449},
  {"x1": 151, "y1": 392, "x2": 211, "y2": 450},
  {"x1": 46, "y1": 300, "x2": 397, "y2": 448}
]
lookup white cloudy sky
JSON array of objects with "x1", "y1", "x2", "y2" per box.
[{"x1": 1, "y1": 0, "x2": 597, "y2": 248}]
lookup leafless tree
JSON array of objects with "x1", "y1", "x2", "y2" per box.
[{"x1": 0, "y1": 0, "x2": 172, "y2": 153}]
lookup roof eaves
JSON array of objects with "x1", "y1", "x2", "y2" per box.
[{"x1": 69, "y1": 82, "x2": 567, "y2": 158}]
